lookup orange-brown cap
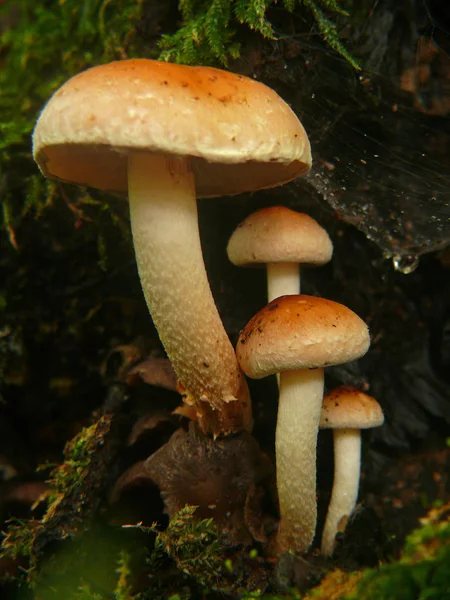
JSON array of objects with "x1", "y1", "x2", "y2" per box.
[
  {"x1": 236, "y1": 295, "x2": 370, "y2": 378},
  {"x1": 227, "y1": 206, "x2": 333, "y2": 266},
  {"x1": 320, "y1": 386, "x2": 384, "y2": 429},
  {"x1": 32, "y1": 59, "x2": 311, "y2": 198}
]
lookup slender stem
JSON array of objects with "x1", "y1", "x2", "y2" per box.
[
  {"x1": 266, "y1": 262, "x2": 301, "y2": 387},
  {"x1": 266, "y1": 262, "x2": 300, "y2": 302},
  {"x1": 127, "y1": 153, "x2": 251, "y2": 435},
  {"x1": 321, "y1": 428, "x2": 361, "y2": 556},
  {"x1": 276, "y1": 367, "x2": 324, "y2": 554}
]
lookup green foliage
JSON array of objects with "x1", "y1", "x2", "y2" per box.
[
  {"x1": 0, "y1": 416, "x2": 114, "y2": 589},
  {"x1": 114, "y1": 551, "x2": 134, "y2": 600},
  {"x1": 301, "y1": 0, "x2": 360, "y2": 69},
  {"x1": 343, "y1": 503, "x2": 450, "y2": 600},
  {"x1": 150, "y1": 505, "x2": 225, "y2": 589},
  {"x1": 37, "y1": 541, "x2": 136, "y2": 600},
  {"x1": 0, "y1": 518, "x2": 40, "y2": 561},
  {"x1": 2, "y1": 520, "x2": 136, "y2": 599},
  {"x1": 159, "y1": 0, "x2": 360, "y2": 68},
  {"x1": 0, "y1": 0, "x2": 143, "y2": 236},
  {"x1": 44, "y1": 418, "x2": 105, "y2": 507},
  {"x1": 159, "y1": 0, "x2": 241, "y2": 65},
  {"x1": 1, "y1": 0, "x2": 143, "y2": 146},
  {"x1": 403, "y1": 512, "x2": 450, "y2": 560},
  {"x1": 72, "y1": 584, "x2": 104, "y2": 600}
]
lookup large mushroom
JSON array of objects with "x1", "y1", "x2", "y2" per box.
[
  {"x1": 227, "y1": 206, "x2": 333, "y2": 301},
  {"x1": 236, "y1": 295, "x2": 370, "y2": 554},
  {"x1": 32, "y1": 59, "x2": 312, "y2": 436},
  {"x1": 319, "y1": 386, "x2": 384, "y2": 557}
]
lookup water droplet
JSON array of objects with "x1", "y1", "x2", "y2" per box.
[{"x1": 392, "y1": 254, "x2": 419, "y2": 274}]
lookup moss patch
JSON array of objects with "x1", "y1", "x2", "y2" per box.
[{"x1": 300, "y1": 502, "x2": 450, "y2": 600}]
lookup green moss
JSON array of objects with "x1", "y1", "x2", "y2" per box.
[
  {"x1": 347, "y1": 505, "x2": 450, "y2": 600},
  {"x1": 1, "y1": 459, "x2": 136, "y2": 599},
  {"x1": 0, "y1": 518, "x2": 41, "y2": 562},
  {"x1": 32, "y1": 534, "x2": 136, "y2": 600},
  {"x1": 72, "y1": 584, "x2": 104, "y2": 600},
  {"x1": 43, "y1": 417, "x2": 108, "y2": 511},
  {"x1": 150, "y1": 505, "x2": 225, "y2": 589},
  {"x1": 0, "y1": 415, "x2": 114, "y2": 589},
  {"x1": 0, "y1": 0, "x2": 144, "y2": 237},
  {"x1": 402, "y1": 508, "x2": 450, "y2": 561},
  {"x1": 158, "y1": 0, "x2": 361, "y2": 69},
  {"x1": 304, "y1": 570, "x2": 362, "y2": 599},
  {"x1": 302, "y1": 502, "x2": 450, "y2": 600},
  {"x1": 115, "y1": 551, "x2": 134, "y2": 600},
  {"x1": 239, "y1": 504, "x2": 450, "y2": 600}
]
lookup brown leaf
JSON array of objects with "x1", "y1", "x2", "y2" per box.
[
  {"x1": 111, "y1": 424, "x2": 274, "y2": 546},
  {"x1": 126, "y1": 357, "x2": 177, "y2": 391}
]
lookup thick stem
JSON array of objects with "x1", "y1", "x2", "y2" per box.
[
  {"x1": 276, "y1": 367, "x2": 324, "y2": 554},
  {"x1": 321, "y1": 428, "x2": 361, "y2": 556},
  {"x1": 128, "y1": 153, "x2": 251, "y2": 435},
  {"x1": 266, "y1": 262, "x2": 300, "y2": 302}
]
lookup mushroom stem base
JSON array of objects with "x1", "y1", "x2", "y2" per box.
[
  {"x1": 321, "y1": 428, "x2": 361, "y2": 557},
  {"x1": 276, "y1": 367, "x2": 324, "y2": 554}
]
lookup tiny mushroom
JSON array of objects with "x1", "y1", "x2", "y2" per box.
[
  {"x1": 227, "y1": 206, "x2": 333, "y2": 302},
  {"x1": 319, "y1": 386, "x2": 384, "y2": 557},
  {"x1": 32, "y1": 59, "x2": 312, "y2": 437},
  {"x1": 236, "y1": 295, "x2": 370, "y2": 554}
]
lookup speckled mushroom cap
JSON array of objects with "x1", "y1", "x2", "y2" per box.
[
  {"x1": 227, "y1": 206, "x2": 333, "y2": 266},
  {"x1": 236, "y1": 295, "x2": 370, "y2": 378},
  {"x1": 320, "y1": 386, "x2": 384, "y2": 429},
  {"x1": 32, "y1": 59, "x2": 311, "y2": 198}
]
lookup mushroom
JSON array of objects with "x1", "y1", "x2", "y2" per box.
[
  {"x1": 319, "y1": 386, "x2": 384, "y2": 557},
  {"x1": 236, "y1": 295, "x2": 370, "y2": 554},
  {"x1": 227, "y1": 206, "x2": 333, "y2": 301},
  {"x1": 32, "y1": 59, "x2": 312, "y2": 436}
]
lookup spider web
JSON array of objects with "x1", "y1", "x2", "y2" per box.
[{"x1": 293, "y1": 1, "x2": 450, "y2": 272}]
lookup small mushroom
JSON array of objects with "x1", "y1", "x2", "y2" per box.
[
  {"x1": 236, "y1": 295, "x2": 370, "y2": 554},
  {"x1": 227, "y1": 206, "x2": 332, "y2": 301},
  {"x1": 319, "y1": 386, "x2": 384, "y2": 557},
  {"x1": 32, "y1": 59, "x2": 312, "y2": 436}
]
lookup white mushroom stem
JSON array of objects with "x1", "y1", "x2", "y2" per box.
[
  {"x1": 276, "y1": 367, "x2": 324, "y2": 554},
  {"x1": 266, "y1": 262, "x2": 300, "y2": 302},
  {"x1": 321, "y1": 428, "x2": 361, "y2": 557},
  {"x1": 128, "y1": 153, "x2": 250, "y2": 435},
  {"x1": 266, "y1": 262, "x2": 301, "y2": 387}
]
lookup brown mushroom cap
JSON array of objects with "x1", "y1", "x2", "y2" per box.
[
  {"x1": 227, "y1": 206, "x2": 333, "y2": 266},
  {"x1": 32, "y1": 59, "x2": 311, "y2": 198},
  {"x1": 236, "y1": 295, "x2": 370, "y2": 378},
  {"x1": 320, "y1": 386, "x2": 384, "y2": 429}
]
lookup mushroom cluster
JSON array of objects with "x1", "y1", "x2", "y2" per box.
[
  {"x1": 33, "y1": 58, "x2": 382, "y2": 561},
  {"x1": 228, "y1": 201, "x2": 384, "y2": 555}
]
